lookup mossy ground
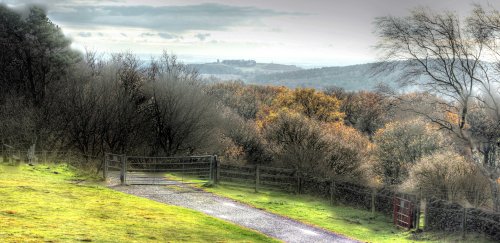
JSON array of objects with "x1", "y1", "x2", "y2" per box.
[{"x1": 0, "y1": 164, "x2": 277, "y2": 243}]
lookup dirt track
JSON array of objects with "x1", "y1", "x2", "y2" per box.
[{"x1": 108, "y1": 177, "x2": 358, "y2": 243}]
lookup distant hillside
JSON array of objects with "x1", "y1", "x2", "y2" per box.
[
  {"x1": 192, "y1": 61, "x2": 403, "y2": 91},
  {"x1": 251, "y1": 63, "x2": 402, "y2": 91},
  {"x1": 188, "y1": 61, "x2": 303, "y2": 80},
  {"x1": 189, "y1": 60, "x2": 302, "y2": 75}
]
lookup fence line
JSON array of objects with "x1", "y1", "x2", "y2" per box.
[{"x1": 215, "y1": 163, "x2": 499, "y2": 240}]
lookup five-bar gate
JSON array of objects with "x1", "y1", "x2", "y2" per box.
[{"x1": 103, "y1": 153, "x2": 216, "y2": 185}]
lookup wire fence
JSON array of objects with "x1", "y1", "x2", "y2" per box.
[{"x1": 216, "y1": 163, "x2": 500, "y2": 241}]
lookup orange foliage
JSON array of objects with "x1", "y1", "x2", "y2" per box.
[
  {"x1": 323, "y1": 122, "x2": 373, "y2": 153},
  {"x1": 445, "y1": 111, "x2": 461, "y2": 126},
  {"x1": 257, "y1": 88, "x2": 344, "y2": 128}
]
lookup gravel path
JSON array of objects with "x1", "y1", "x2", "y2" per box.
[{"x1": 108, "y1": 176, "x2": 358, "y2": 243}]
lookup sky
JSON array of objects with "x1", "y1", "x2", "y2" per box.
[{"x1": 4, "y1": 0, "x2": 500, "y2": 67}]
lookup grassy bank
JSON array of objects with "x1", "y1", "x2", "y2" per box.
[{"x1": 0, "y1": 164, "x2": 277, "y2": 242}]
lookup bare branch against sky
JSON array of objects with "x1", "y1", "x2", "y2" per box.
[{"x1": 3, "y1": 0, "x2": 500, "y2": 66}]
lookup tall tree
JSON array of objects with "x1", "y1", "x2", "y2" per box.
[{"x1": 0, "y1": 5, "x2": 79, "y2": 105}]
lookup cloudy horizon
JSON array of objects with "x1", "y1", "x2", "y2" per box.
[{"x1": 4, "y1": 0, "x2": 500, "y2": 67}]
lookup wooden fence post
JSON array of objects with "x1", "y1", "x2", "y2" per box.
[
  {"x1": 423, "y1": 198, "x2": 429, "y2": 231},
  {"x1": 295, "y1": 171, "x2": 301, "y2": 194},
  {"x1": 1, "y1": 142, "x2": 5, "y2": 163},
  {"x1": 416, "y1": 187, "x2": 422, "y2": 230},
  {"x1": 209, "y1": 156, "x2": 214, "y2": 183},
  {"x1": 330, "y1": 180, "x2": 335, "y2": 205},
  {"x1": 215, "y1": 155, "x2": 220, "y2": 184},
  {"x1": 462, "y1": 207, "x2": 467, "y2": 239},
  {"x1": 103, "y1": 153, "x2": 108, "y2": 180},
  {"x1": 255, "y1": 165, "x2": 260, "y2": 193},
  {"x1": 120, "y1": 154, "x2": 126, "y2": 185},
  {"x1": 371, "y1": 187, "x2": 376, "y2": 215}
]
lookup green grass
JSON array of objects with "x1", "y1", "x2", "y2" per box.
[
  {"x1": 0, "y1": 163, "x2": 278, "y2": 243},
  {"x1": 202, "y1": 184, "x2": 413, "y2": 243},
  {"x1": 165, "y1": 173, "x2": 208, "y2": 184},
  {"x1": 171, "y1": 175, "x2": 493, "y2": 243}
]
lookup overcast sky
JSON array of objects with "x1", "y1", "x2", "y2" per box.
[{"x1": 4, "y1": 0, "x2": 500, "y2": 67}]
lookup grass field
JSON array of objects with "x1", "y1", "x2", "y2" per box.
[
  {"x1": 0, "y1": 164, "x2": 277, "y2": 243},
  {"x1": 183, "y1": 179, "x2": 493, "y2": 243}
]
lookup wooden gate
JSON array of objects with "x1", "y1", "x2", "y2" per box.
[
  {"x1": 393, "y1": 195, "x2": 415, "y2": 229},
  {"x1": 103, "y1": 153, "x2": 216, "y2": 185}
]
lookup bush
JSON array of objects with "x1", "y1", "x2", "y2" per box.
[{"x1": 404, "y1": 150, "x2": 491, "y2": 207}]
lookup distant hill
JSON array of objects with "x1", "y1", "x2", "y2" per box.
[
  {"x1": 188, "y1": 61, "x2": 302, "y2": 77},
  {"x1": 251, "y1": 63, "x2": 404, "y2": 91},
  {"x1": 192, "y1": 61, "x2": 403, "y2": 91}
]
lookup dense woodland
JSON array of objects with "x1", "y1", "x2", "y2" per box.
[{"x1": 1, "y1": 4, "x2": 500, "y2": 214}]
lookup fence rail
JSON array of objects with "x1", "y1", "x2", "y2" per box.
[{"x1": 218, "y1": 164, "x2": 298, "y2": 193}]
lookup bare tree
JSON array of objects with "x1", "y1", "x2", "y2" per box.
[
  {"x1": 54, "y1": 61, "x2": 106, "y2": 156},
  {"x1": 264, "y1": 112, "x2": 328, "y2": 172},
  {"x1": 99, "y1": 53, "x2": 146, "y2": 154},
  {"x1": 375, "y1": 6, "x2": 500, "y2": 210},
  {"x1": 146, "y1": 52, "x2": 221, "y2": 156}
]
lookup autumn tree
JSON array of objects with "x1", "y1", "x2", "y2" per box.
[
  {"x1": 329, "y1": 88, "x2": 389, "y2": 136},
  {"x1": 223, "y1": 113, "x2": 273, "y2": 165},
  {"x1": 278, "y1": 88, "x2": 344, "y2": 122},
  {"x1": 405, "y1": 150, "x2": 490, "y2": 207},
  {"x1": 258, "y1": 87, "x2": 344, "y2": 127},
  {"x1": 373, "y1": 119, "x2": 448, "y2": 185},
  {"x1": 206, "y1": 81, "x2": 256, "y2": 119},
  {"x1": 321, "y1": 122, "x2": 372, "y2": 181}
]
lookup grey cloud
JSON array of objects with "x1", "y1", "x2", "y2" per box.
[
  {"x1": 139, "y1": 32, "x2": 178, "y2": 40},
  {"x1": 47, "y1": 3, "x2": 303, "y2": 33},
  {"x1": 77, "y1": 31, "x2": 92, "y2": 37},
  {"x1": 194, "y1": 33, "x2": 210, "y2": 41},
  {"x1": 158, "y1": 32, "x2": 177, "y2": 39},
  {"x1": 140, "y1": 32, "x2": 156, "y2": 37},
  {"x1": 120, "y1": 33, "x2": 127, "y2": 37}
]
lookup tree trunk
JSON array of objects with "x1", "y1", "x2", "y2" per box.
[
  {"x1": 471, "y1": 144, "x2": 500, "y2": 212},
  {"x1": 490, "y1": 179, "x2": 500, "y2": 212}
]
